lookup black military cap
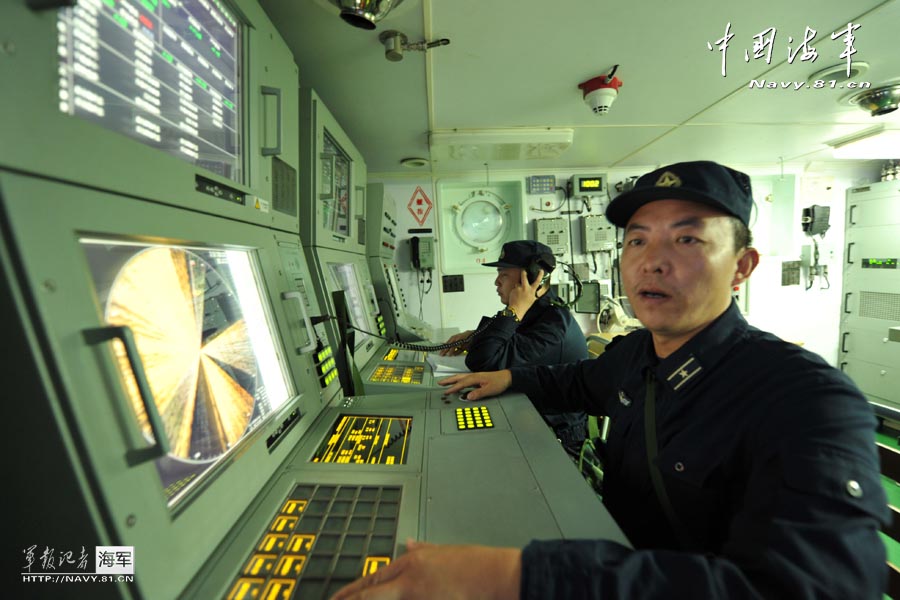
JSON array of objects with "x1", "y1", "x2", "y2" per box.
[
  {"x1": 483, "y1": 240, "x2": 556, "y2": 273},
  {"x1": 606, "y1": 160, "x2": 754, "y2": 228}
]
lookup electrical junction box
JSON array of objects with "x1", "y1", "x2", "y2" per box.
[
  {"x1": 534, "y1": 218, "x2": 569, "y2": 255},
  {"x1": 582, "y1": 214, "x2": 616, "y2": 252}
]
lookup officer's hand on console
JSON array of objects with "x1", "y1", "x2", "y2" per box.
[
  {"x1": 439, "y1": 370, "x2": 512, "y2": 400},
  {"x1": 438, "y1": 330, "x2": 474, "y2": 356},
  {"x1": 506, "y1": 269, "x2": 543, "y2": 320},
  {"x1": 329, "y1": 539, "x2": 521, "y2": 600}
]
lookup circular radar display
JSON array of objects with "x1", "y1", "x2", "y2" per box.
[{"x1": 105, "y1": 247, "x2": 258, "y2": 462}]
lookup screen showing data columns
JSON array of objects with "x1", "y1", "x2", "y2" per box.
[{"x1": 58, "y1": 0, "x2": 242, "y2": 181}]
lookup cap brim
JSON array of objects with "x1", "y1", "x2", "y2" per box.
[
  {"x1": 482, "y1": 260, "x2": 519, "y2": 268},
  {"x1": 606, "y1": 186, "x2": 738, "y2": 228}
]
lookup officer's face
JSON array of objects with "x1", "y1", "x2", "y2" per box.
[
  {"x1": 494, "y1": 267, "x2": 524, "y2": 305},
  {"x1": 621, "y1": 199, "x2": 756, "y2": 357}
]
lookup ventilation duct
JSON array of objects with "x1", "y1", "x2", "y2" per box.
[{"x1": 429, "y1": 129, "x2": 574, "y2": 162}]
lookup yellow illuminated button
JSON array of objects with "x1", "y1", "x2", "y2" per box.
[
  {"x1": 280, "y1": 499, "x2": 307, "y2": 515},
  {"x1": 286, "y1": 533, "x2": 316, "y2": 553},
  {"x1": 269, "y1": 515, "x2": 298, "y2": 533},
  {"x1": 261, "y1": 578, "x2": 295, "y2": 600},
  {"x1": 363, "y1": 556, "x2": 392, "y2": 576},
  {"x1": 227, "y1": 577, "x2": 265, "y2": 600},
  {"x1": 257, "y1": 533, "x2": 288, "y2": 553},
  {"x1": 275, "y1": 554, "x2": 306, "y2": 577},
  {"x1": 242, "y1": 553, "x2": 278, "y2": 576}
]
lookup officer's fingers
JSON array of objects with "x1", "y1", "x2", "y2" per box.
[
  {"x1": 438, "y1": 374, "x2": 472, "y2": 394},
  {"x1": 330, "y1": 560, "x2": 406, "y2": 600}
]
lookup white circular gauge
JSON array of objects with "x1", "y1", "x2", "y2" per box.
[{"x1": 454, "y1": 192, "x2": 510, "y2": 247}]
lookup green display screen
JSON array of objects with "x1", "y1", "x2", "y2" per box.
[{"x1": 862, "y1": 258, "x2": 897, "y2": 269}]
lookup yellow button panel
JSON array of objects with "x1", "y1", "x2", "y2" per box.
[
  {"x1": 227, "y1": 484, "x2": 400, "y2": 600},
  {"x1": 369, "y1": 364, "x2": 424, "y2": 385},
  {"x1": 455, "y1": 406, "x2": 494, "y2": 430}
]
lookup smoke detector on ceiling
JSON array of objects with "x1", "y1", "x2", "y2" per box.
[
  {"x1": 577, "y1": 65, "x2": 623, "y2": 116},
  {"x1": 326, "y1": 0, "x2": 404, "y2": 30}
]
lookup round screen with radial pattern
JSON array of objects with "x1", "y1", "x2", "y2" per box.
[{"x1": 104, "y1": 246, "x2": 261, "y2": 462}]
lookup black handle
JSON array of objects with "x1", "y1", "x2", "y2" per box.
[
  {"x1": 844, "y1": 292, "x2": 852, "y2": 314},
  {"x1": 83, "y1": 325, "x2": 170, "y2": 465},
  {"x1": 841, "y1": 332, "x2": 850, "y2": 353},
  {"x1": 840, "y1": 362, "x2": 848, "y2": 372},
  {"x1": 847, "y1": 242, "x2": 855, "y2": 265},
  {"x1": 848, "y1": 205, "x2": 857, "y2": 225}
]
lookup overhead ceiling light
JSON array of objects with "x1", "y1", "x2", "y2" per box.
[
  {"x1": 400, "y1": 157, "x2": 429, "y2": 168},
  {"x1": 844, "y1": 83, "x2": 900, "y2": 116},
  {"x1": 806, "y1": 62, "x2": 869, "y2": 86},
  {"x1": 326, "y1": 0, "x2": 404, "y2": 30},
  {"x1": 429, "y1": 129, "x2": 574, "y2": 162},
  {"x1": 828, "y1": 125, "x2": 900, "y2": 159}
]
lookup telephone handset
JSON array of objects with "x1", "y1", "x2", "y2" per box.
[{"x1": 411, "y1": 236, "x2": 421, "y2": 269}]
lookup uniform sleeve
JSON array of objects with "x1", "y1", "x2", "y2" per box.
[
  {"x1": 519, "y1": 363, "x2": 889, "y2": 599},
  {"x1": 464, "y1": 309, "x2": 569, "y2": 371},
  {"x1": 508, "y1": 354, "x2": 618, "y2": 417}
]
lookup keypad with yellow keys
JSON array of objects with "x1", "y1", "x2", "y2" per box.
[
  {"x1": 227, "y1": 484, "x2": 399, "y2": 600},
  {"x1": 369, "y1": 364, "x2": 424, "y2": 385},
  {"x1": 455, "y1": 406, "x2": 493, "y2": 430}
]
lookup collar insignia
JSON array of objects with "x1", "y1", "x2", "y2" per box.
[
  {"x1": 655, "y1": 172, "x2": 682, "y2": 188},
  {"x1": 618, "y1": 390, "x2": 631, "y2": 407},
  {"x1": 665, "y1": 356, "x2": 702, "y2": 391}
]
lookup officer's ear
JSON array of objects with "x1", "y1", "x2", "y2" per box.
[{"x1": 732, "y1": 247, "x2": 760, "y2": 286}]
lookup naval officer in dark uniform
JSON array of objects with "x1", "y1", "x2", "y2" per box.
[{"x1": 334, "y1": 161, "x2": 889, "y2": 600}]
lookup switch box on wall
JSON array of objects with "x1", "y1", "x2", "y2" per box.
[{"x1": 534, "y1": 217, "x2": 569, "y2": 255}]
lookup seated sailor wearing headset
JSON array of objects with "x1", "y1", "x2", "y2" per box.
[{"x1": 440, "y1": 239, "x2": 589, "y2": 454}]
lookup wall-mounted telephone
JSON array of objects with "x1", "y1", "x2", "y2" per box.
[
  {"x1": 802, "y1": 205, "x2": 831, "y2": 237},
  {"x1": 411, "y1": 236, "x2": 435, "y2": 270}
]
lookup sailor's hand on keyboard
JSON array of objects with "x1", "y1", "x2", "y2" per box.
[
  {"x1": 438, "y1": 371, "x2": 512, "y2": 401},
  {"x1": 329, "y1": 539, "x2": 521, "y2": 600}
]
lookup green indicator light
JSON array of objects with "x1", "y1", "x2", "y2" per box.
[
  {"x1": 194, "y1": 77, "x2": 208, "y2": 90},
  {"x1": 223, "y1": 99, "x2": 234, "y2": 110},
  {"x1": 160, "y1": 50, "x2": 173, "y2": 63},
  {"x1": 189, "y1": 25, "x2": 203, "y2": 40},
  {"x1": 113, "y1": 14, "x2": 128, "y2": 29},
  {"x1": 140, "y1": 0, "x2": 154, "y2": 12},
  {"x1": 101, "y1": 0, "x2": 115, "y2": 8},
  {"x1": 211, "y1": 46, "x2": 221, "y2": 58}
]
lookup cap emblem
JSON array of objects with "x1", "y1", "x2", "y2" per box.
[{"x1": 655, "y1": 172, "x2": 682, "y2": 188}]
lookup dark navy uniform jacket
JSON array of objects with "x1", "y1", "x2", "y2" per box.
[
  {"x1": 510, "y1": 302, "x2": 889, "y2": 599},
  {"x1": 466, "y1": 290, "x2": 588, "y2": 450}
]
